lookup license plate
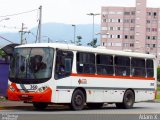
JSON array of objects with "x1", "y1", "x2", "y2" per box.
[{"x1": 21, "y1": 94, "x2": 28, "y2": 98}]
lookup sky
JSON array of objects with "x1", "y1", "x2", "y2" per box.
[{"x1": 0, "y1": 0, "x2": 159, "y2": 32}]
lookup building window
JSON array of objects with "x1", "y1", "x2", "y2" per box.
[
  {"x1": 152, "y1": 36, "x2": 157, "y2": 40},
  {"x1": 109, "y1": 11, "x2": 116, "y2": 14},
  {"x1": 130, "y1": 27, "x2": 134, "y2": 31},
  {"x1": 146, "y1": 36, "x2": 150, "y2": 40},
  {"x1": 117, "y1": 27, "x2": 121, "y2": 30},
  {"x1": 124, "y1": 12, "x2": 130, "y2": 15},
  {"x1": 108, "y1": 34, "x2": 114, "y2": 39},
  {"x1": 107, "y1": 42, "x2": 112, "y2": 46},
  {"x1": 102, "y1": 19, "x2": 107, "y2": 23},
  {"x1": 109, "y1": 27, "x2": 114, "y2": 31},
  {"x1": 125, "y1": 35, "x2": 128, "y2": 39},
  {"x1": 123, "y1": 43, "x2": 129, "y2": 47},
  {"x1": 131, "y1": 11, "x2": 135, "y2": 15},
  {"x1": 113, "y1": 43, "x2": 122, "y2": 47},
  {"x1": 152, "y1": 28, "x2": 157, "y2": 32},
  {"x1": 117, "y1": 35, "x2": 121, "y2": 39},
  {"x1": 130, "y1": 43, "x2": 134, "y2": 47},
  {"x1": 153, "y1": 44, "x2": 156, "y2": 48},
  {"x1": 146, "y1": 28, "x2": 151, "y2": 32},
  {"x1": 147, "y1": 12, "x2": 151, "y2": 16},
  {"x1": 124, "y1": 19, "x2": 130, "y2": 23},
  {"x1": 130, "y1": 35, "x2": 134, "y2": 39},
  {"x1": 102, "y1": 35, "x2": 108, "y2": 38},
  {"x1": 146, "y1": 20, "x2": 151, "y2": 24},
  {"x1": 131, "y1": 19, "x2": 135, "y2": 23},
  {"x1": 153, "y1": 12, "x2": 157, "y2": 17},
  {"x1": 124, "y1": 27, "x2": 129, "y2": 31},
  {"x1": 117, "y1": 12, "x2": 123, "y2": 15},
  {"x1": 102, "y1": 27, "x2": 108, "y2": 30}
]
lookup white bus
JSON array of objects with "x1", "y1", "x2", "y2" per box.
[{"x1": 8, "y1": 43, "x2": 157, "y2": 110}]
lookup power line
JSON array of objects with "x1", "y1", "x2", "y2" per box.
[
  {"x1": 0, "y1": 35, "x2": 14, "y2": 44},
  {"x1": 0, "y1": 9, "x2": 38, "y2": 18},
  {"x1": 0, "y1": 25, "x2": 21, "y2": 30}
]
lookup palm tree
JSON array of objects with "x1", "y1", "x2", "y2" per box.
[
  {"x1": 87, "y1": 38, "x2": 97, "y2": 48},
  {"x1": 76, "y1": 36, "x2": 82, "y2": 46}
]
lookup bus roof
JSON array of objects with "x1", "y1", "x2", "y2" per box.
[{"x1": 16, "y1": 43, "x2": 156, "y2": 59}]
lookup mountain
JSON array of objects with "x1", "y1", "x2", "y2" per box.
[{"x1": 0, "y1": 23, "x2": 100, "y2": 48}]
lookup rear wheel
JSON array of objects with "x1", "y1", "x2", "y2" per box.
[
  {"x1": 33, "y1": 102, "x2": 48, "y2": 110},
  {"x1": 87, "y1": 103, "x2": 104, "y2": 109},
  {"x1": 116, "y1": 90, "x2": 135, "y2": 109},
  {"x1": 70, "y1": 89, "x2": 85, "y2": 110}
]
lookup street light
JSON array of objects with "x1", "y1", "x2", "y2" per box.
[
  {"x1": 72, "y1": 24, "x2": 76, "y2": 44},
  {"x1": 87, "y1": 13, "x2": 100, "y2": 41}
]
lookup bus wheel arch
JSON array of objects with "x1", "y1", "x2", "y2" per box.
[
  {"x1": 116, "y1": 88, "x2": 135, "y2": 109},
  {"x1": 70, "y1": 87, "x2": 86, "y2": 110}
]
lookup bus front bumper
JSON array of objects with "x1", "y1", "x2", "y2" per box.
[{"x1": 7, "y1": 87, "x2": 52, "y2": 102}]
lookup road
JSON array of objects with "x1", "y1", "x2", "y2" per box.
[{"x1": 0, "y1": 101, "x2": 160, "y2": 120}]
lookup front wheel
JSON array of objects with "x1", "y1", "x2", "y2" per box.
[
  {"x1": 116, "y1": 90, "x2": 135, "y2": 109},
  {"x1": 33, "y1": 102, "x2": 48, "y2": 110},
  {"x1": 70, "y1": 90, "x2": 85, "y2": 110}
]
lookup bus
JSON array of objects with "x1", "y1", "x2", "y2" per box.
[{"x1": 7, "y1": 43, "x2": 157, "y2": 110}]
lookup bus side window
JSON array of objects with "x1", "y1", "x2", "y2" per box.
[
  {"x1": 77, "y1": 52, "x2": 95, "y2": 74},
  {"x1": 114, "y1": 56, "x2": 130, "y2": 76},
  {"x1": 131, "y1": 58, "x2": 145, "y2": 77},
  {"x1": 55, "y1": 50, "x2": 73, "y2": 80},
  {"x1": 96, "y1": 54, "x2": 114, "y2": 75},
  {"x1": 146, "y1": 59, "x2": 154, "y2": 77}
]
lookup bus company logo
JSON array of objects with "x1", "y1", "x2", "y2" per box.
[
  {"x1": 30, "y1": 85, "x2": 38, "y2": 90},
  {"x1": 78, "y1": 79, "x2": 87, "y2": 84}
]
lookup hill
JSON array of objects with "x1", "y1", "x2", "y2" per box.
[{"x1": 0, "y1": 23, "x2": 100, "y2": 47}]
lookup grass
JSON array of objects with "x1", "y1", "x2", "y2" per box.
[{"x1": 156, "y1": 86, "x2": 160, "y2": 101}]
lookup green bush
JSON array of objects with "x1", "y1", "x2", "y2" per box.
[
  {"x1": 0, "y1": 49, "x2": 6, "y2": 57},
  {"x1": 157, "y1": 67, "x2": 160, "y2": 82}
]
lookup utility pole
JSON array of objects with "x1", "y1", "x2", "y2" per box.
[
  {"x1": 38, "y1": 6, "x2": 42, "y2": 43},
  {"x1": 72, "y1": 24, "x2": 76, "y2": 44},
  {"x1": 87, "y1": 13, "x2": 100, "y2": 41},
  {"x1": 19, "y1": 23, "x2": 27, "y2": 44}
]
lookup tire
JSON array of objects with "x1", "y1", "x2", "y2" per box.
[
  {"x1": 70, "y1": 89, "x2": 85, "y2": 110},
  {"x1": 87, "y1": 103, "x2": 104, "y2": 109},
  {"x1": 116, "y1": 90, "x2": 135, "y2": 109},
  {"x1": 33, "y1": 102, "x2": 48, "y2": 110}
]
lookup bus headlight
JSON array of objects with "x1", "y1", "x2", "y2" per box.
[
  {"x1": 9, "y1": 85, "x2": 15, "y2": 92},
  {"x1": 36, "y1": 86, "x2": 48, "y2": 93}
]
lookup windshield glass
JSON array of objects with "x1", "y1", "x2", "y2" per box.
[{"x1": 9, "y1": 47, "x2": 54, "y2": 84}]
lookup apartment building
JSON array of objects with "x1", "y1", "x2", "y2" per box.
[{"x1": 101, "y1": 0, "x2": 160, "y2": 64}]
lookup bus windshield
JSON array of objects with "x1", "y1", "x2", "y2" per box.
[{"x1": 9, "y1": 47, "x2": 54, "y2": 84}]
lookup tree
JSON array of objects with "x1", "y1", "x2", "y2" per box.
[
  {"x1": 76, "y1": 36, "x2": 82, "y2": 46},
  {"x1": 0, "y1": 49, "x2": 6, "y2": 57},
  {"x1": 87, "y1": 38, "x2": 97, "y2": 48},
  {"x1": 157, "y1": 67, "x2": 160, "y2": 82}
]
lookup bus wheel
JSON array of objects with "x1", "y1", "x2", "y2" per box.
[
  {"x1": 70, "y1": 89, "x2": 85, "y2": 110},
  {"x1": 87, "y1": 103, "x2": 104, "y2": 109},
  {"x1": 116, "y1": 90, "x2": 135, "y2": 109},
  {"x1": 33, "y1": 102, "x2": 48, "y2": 110}
]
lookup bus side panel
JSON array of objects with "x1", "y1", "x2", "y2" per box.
[{"x1": 135, "y1": 90, "x2": 155, "y2": 102}]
